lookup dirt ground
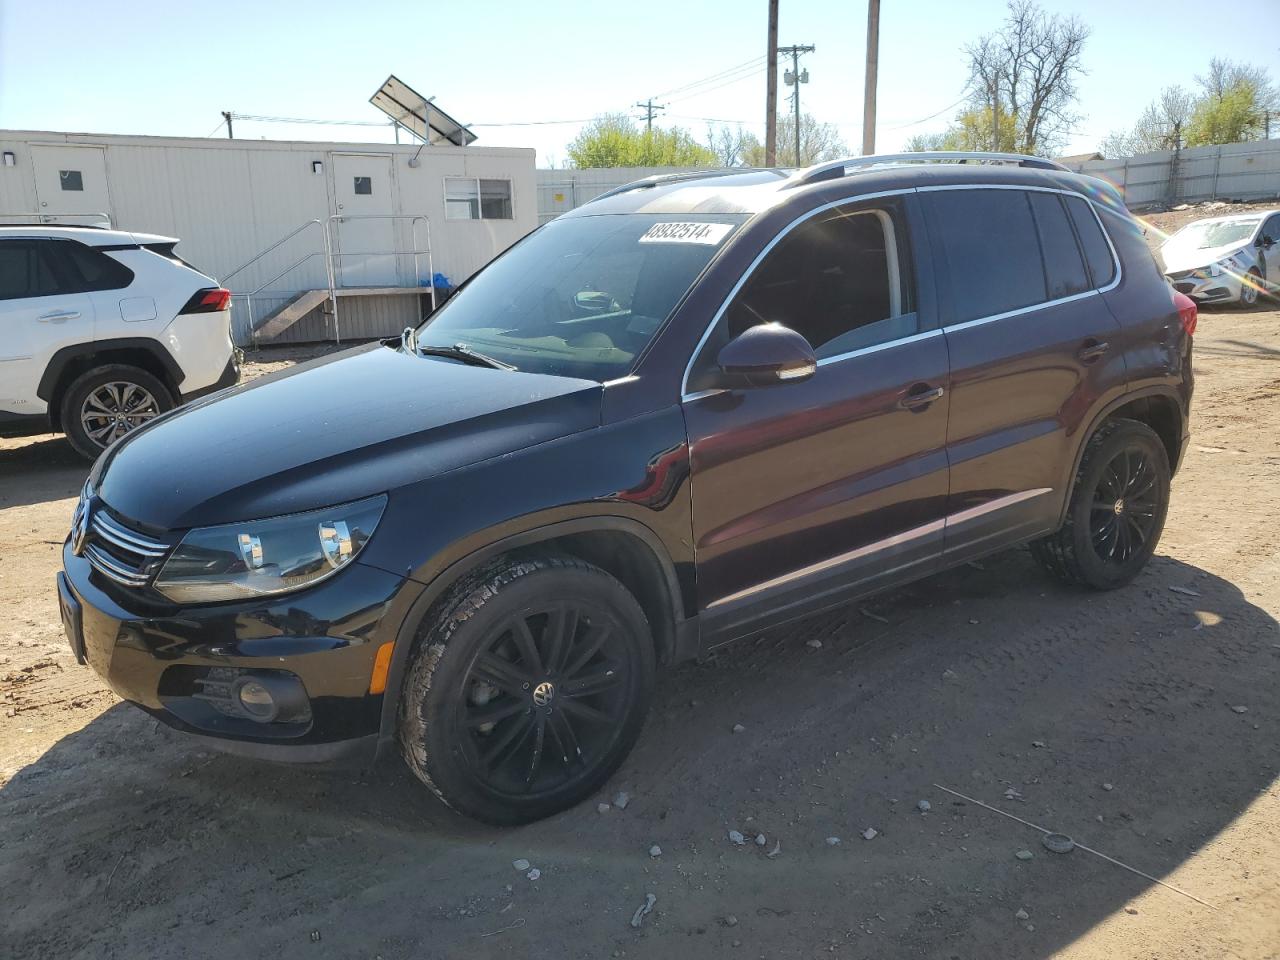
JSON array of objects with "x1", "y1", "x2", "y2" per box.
[{"x1": 3, "y1": 225, "x2": 1280, "y2": 958}]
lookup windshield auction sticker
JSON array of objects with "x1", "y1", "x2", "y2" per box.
[{"x1": 639, "y1": 222, "x2": 734, "y2": 245}]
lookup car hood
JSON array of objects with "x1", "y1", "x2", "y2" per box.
[
  {"x1": 96, "y1": 343, "x2": 602, "y2": 530},
  {"x1": 1160, "y1": 241, "x2": 1253, "y2": 274}
]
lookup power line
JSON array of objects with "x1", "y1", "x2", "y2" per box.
[
  {"x1": 882, "y1": 91, "x2": 972, "y2": 131},
  {"x1": 652, "y1": 55, "x2": 766, "y2": 101},
  {"x1": 665, "y1": 62, "x2": 769, "y2": 105}
]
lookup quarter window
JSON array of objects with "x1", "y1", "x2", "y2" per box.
[
  {"x1": 926, "y1": 189, "x2": 1046, "y2": 324},
  {"x1": 0, "y1": 240, "x2": 62, "y2": 300},
  {"x1": 56, "y1": 241, "x2": 134, "y2": 292},
  {"x1": 1063, "y1": 195, "x2": 1116, "y2": 288},
  {"x1": 445, "y1": 178, "x2": 513, "y2": 220},
  {"x1": 1028, "y1": 192, "x2": 1090, "y2": 299}
]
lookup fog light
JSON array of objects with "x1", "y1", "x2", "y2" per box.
[{"x1": 233, "y1": 677, "x2": 279, "y2": 723}]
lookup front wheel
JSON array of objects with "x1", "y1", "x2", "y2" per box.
[
  {"x1": 398, "y1": 554, "x2": 655, "y2": 825},
  {"x1": 1031, "y1": 419, "x2": 1171, "y2": 590},
  {"x1": 1238, "y1": 268, "x2": 1261, "y2": 308}
]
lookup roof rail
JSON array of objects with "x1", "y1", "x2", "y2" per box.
[
  {"x1": 588, "y1": 168, "x2": 750, "y2": 204},
  {"x1": 788, "y1": 151, "x2": 1069, "y2": 188}
]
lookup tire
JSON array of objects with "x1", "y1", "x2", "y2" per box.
[
  {"x1": 398, "y1": 553, "x2": 656, "y2": 825},
  {"x1": 60, "y1": 364, "x2": 174, "y2": 460},
  {"x1": 1238, "y1": 268, "x2": 1261, "y2": 308},
  {"x1": 1031, "y1": 418, "x2": 1171, "y2": 590}
]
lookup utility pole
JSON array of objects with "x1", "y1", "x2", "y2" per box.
[
  {"x1": 765, "y1": 0, "x2": 779, "y2": 166},
  {"x1": 222, "y1": 111, "x2": 234, "y2": 139},
  {"x1": 780, "y1": 44, "x2": 814, "y2": 165},
  {"x1": 634, "y1": 99, "x2": 666, "y2": 136},
  {"x1": 862, "y1": 0, "x2": 880, "y2": 155},
  {"x1": 991, "y1": 74, "x2": 999, "y2": 151}
]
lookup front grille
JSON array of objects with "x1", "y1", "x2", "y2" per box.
[{"x1": 84, "y1": 509, "x2": 170, "y2": 588}]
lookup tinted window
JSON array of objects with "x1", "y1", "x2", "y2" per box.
[
  {"x1": 1028, "y1": 192, "x2": 1090, "y2": 299},
  {"x1": 928, "y1": 190, "x2": 1045, "y2": 323},
  {"x1": 1063, "y1": 195, "x2": 1116, "y2": 288},
  {"x1": 691, "y1": 203, "x2": 915, "y2": 378},
  {"x1": 0, "y1": 240, "x2": 61, "y2": 300},
  {"x1": 56, "y1": 242, "x2": 133, "y2": 292},
  {"x1": 417, "y1": 213, "x2": 746, "y2": 381},
  {"x1": 1261, "y1": 214, "x2": 1280, "y2": 243}
]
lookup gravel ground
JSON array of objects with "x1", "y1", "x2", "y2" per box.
[{"x1": 2, "y1": 211, "x2": 1278, "y2": 958}]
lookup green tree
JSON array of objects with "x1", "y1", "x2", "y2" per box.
[
  {"x1": 1184, "y1": 59, "x2": 1278, "y2": 146},
  {"x1": 739, "y1": 114, "x2": 847, "y2": 167},
  {"x1": 566, "y1": 114, "x2": 716, "y2": 168}
]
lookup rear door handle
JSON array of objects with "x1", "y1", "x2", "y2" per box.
[
  {"x1": 1077, "y1": 339, "x2": 1110, "y2": 363},
  {"x1": 38, "y1": 310, "x2": 81, "y2": 323},
  {"x1": 899, "y1": 383, "x2": 945, "y2": 411}
]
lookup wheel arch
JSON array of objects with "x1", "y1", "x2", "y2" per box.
[
  {"x1": 1056, "y1": 386, "x2": 1185, "y2": 526},
  {"x1": 375, "y1": 516, "x2": 691, "y2": 749},
  {"x1": 38, "y1": 339, "x2": 183, "y2": 430}
]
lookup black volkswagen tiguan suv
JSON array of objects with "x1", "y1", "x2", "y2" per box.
[{"x1": 59, "y1": 153, "x2": 1194, "y2": 824}]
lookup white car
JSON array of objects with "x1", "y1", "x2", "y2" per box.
[
  {"x1": 1160, "y1": 210, "x2": 1280, "y2": 307},
  {"x1": 0, "y1": 225, "x2": 239, "y2": 458}
]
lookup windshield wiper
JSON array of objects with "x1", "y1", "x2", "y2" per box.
[{"x1": 416, "y1": 342, "x2": 515, "y2": 371}]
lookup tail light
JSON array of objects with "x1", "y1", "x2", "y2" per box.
[
  {"x1": 1173, "y1": 291, "x2": 1197, "y2": 336},
  {"x1": 180, "y1": 287, "x2": 231, "y2": 314}
]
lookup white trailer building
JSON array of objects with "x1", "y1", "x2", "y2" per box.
[{"x1": 0, "y1": 130, "x2": 536, "y2": 344}]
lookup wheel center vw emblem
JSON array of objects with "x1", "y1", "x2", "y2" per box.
[
  {"x1": 70, "y1": 502, "x2": 90, "y2": 557},
  {"x1": 1113, "y1": 499, "x2": 1125, "y2": 516},
  {"x1": 532, "y1": 681, "x2": 555, "y2": 707}
]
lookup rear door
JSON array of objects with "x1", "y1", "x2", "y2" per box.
[
  {"x1": 330, "y1": 154, "x2": 398, "y2": 286},
  {"x1": 923, "y1": 186, "x2": 1125, "y2": 561},
  {"x1": 0, "y1": 239, "x2": 96, "y2": 416},
  {"x1": 682, "y1": 194, "x2": 950, "y2": 641},
  {"x1": 30, "y1": 145, "x2": 113, "y2": 225}
]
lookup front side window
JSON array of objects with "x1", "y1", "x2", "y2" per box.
[
  {"x1": 416, "y1": 213, "x2": 746, "y2": 381},
  {"x1": 0, "y1": 240, "x2": 62, "y2": 300},
  {"x1": 927, "y1": 189, "x2": 1046, "y2": 323},
  {"x1": 445, "y1": 177, "x2": 513, "y2": 220},
  {"x1": 688, "y1": 201, "x2": 916, "y2": 392}
]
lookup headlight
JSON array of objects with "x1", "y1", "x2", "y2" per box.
[
  {"x1": 153, "y1": 495, "x2": 386, "y2": 603},
  {"x1": 1206, "y1": 262, "x2": 1223, "y2": 277}
]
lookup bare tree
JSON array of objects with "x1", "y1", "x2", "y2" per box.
[
  {"x1": 964, "y1": 0, "x2": 1090, "y2": 155},
  {"x1": 741, "y1": 114, "x2": 847, "y2": 166},
  {"x1": 705, "y1": 124, "x2": 755, "y2": 167},
  {"x1": 1100, "y1": 85, "x2": 1193, "y2": 157},
  {"x1": 1197, "y1": 58, "x2": 1279, "y2": 109}
]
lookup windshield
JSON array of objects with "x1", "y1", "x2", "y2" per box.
[
  {"x1": 1164, "y1": 218, "x2": 1259, "y2": 253},
  {"x1": 416, "y1": 213, "x2": 747, "y2": 381}
]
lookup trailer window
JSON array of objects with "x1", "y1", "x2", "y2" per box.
[{"x1": 445, "y1": 178, "x2": 513, "y2": 220}]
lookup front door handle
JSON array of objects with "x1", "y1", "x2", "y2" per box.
[
  {"x1": 1077, "y1": 339, "x2": 1110, "y2": 363},
  {"x1": 899, "y1": 383, "x2": 945, "y2": 411},
  {"x1": 38, "y1": 310, "x2": 81, "y2": 323}
]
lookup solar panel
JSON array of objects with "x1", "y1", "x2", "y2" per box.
[{"x1": 369, "y1": 75, "x2": 477, "y2": 147}]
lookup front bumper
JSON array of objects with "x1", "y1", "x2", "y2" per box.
[
  {"x1": 1166, "y1": 269, "x2": 1242, "y2": 304},
  {"x1": 61, "y1": 540, "x2": 418, "y2": 763}
]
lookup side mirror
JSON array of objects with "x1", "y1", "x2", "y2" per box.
[
  {"x1": 716, "y1": 322, "x2": 817, "y2": 388},
  {"x1": 1263, "y1": 236, "x2": 1276, "y2": 249}
]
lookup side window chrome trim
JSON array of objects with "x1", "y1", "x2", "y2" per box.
[
  {"x1": 680, "y1": 187, "x2": 917, "y2": 399},
  {"x1": 816, "y1": 326, "x2": 942, "y2": 367}
]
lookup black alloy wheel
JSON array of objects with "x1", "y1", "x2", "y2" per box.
[
  {"x1": 399, "y1": 554, "x2": 655, "y2": 824},
  {"x1": 458, "y1": 600, "x2": 635, "y2": 797},
  {"x1": 1087, "y1": 446, "x2": 1160, "y2": 565},
  {"x1": 1031, "y1": 418, "x2": 1171, "y2": 590}
]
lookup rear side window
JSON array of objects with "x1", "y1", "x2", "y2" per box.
[
  {"x1": 55, "y1": 242, "x2": 134, "y2": 292},
  {"x1": 1063, "y1": 195, "x2": 1116, "y2": 288},
  {"x1": 927, "y1": 190, "x2": 1046, "y2": 323},
  {"x1": 1027, "y1": 192, "x2": 1090, "y2": 299},
  {"x1": 0, "y1": 240, "x2": 61, "y2": 300}
]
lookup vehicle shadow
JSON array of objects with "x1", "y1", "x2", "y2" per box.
[
  {"x1": 2, "y1": 550, "x2": 1276, "y2": 959},
  {"x1": 0, "y1": 435, "x2": 86, "y2": 511}
]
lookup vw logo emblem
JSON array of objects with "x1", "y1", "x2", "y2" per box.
[
  {"x1": 532, "y1": 681, "x2": 555, "y2": 707},
  {"x1": 70, "y1": 502, "x2": 90, "y2": 557}
]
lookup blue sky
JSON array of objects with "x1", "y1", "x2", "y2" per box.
[{"x1": 1, "y1": 0, "x2": 1276, "y2": 164}]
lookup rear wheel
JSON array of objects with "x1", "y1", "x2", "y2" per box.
[
  {"x1": 60, "y1": 364, "x2": 174, "y2": 460},
  {"x1": 398, "y1": 554, "x2": 655, "y2": 825},
  {"x1": 1031, "y1": 419, "x2": 1170, "y2": 590}
]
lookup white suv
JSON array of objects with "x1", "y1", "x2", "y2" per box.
[{"x1": 0, "y1": 225, "x2": 239, "y2": 458}]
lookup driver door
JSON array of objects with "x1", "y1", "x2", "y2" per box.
[
  {"x1": 681, "y1": 196, "x2": 951, "y2": 643},
  {"x1": 1259, "y1": 214, "x2": 1280, "y2": 288}
]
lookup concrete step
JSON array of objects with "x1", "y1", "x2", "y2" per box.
[{"x1": 253, "y1": 287, "x2": 429, "y2": 340}]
